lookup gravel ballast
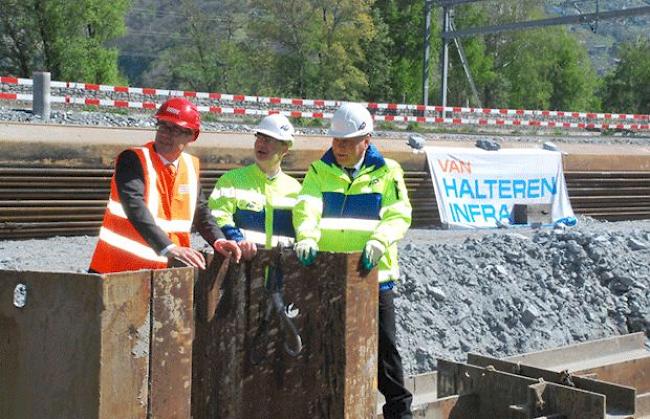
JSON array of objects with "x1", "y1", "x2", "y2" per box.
[{"x1": 2, "y1": 217, "x2": 649, "y2": 376}]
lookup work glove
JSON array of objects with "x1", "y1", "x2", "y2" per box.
[
  {"x1": 361, "y1": 240, "x2": 386, "y2": 271},
  {"x1": 295, "y1": 239, "x2": 318, "y2": 266}
]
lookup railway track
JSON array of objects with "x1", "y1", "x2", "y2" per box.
[{"x1": 2, "y1": 167, "x2": 650, "y2": 239}]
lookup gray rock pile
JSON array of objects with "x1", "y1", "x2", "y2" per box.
[
  {"x1": 397, "y1": 222, "x2": 650, "y2": 375},
  {"x1": 0, "y1": 107, "x2": 272, "y2": 134}
]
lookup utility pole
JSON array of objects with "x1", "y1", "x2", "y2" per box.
[
  {"x1": 450, "y1": 18, "x2": 482, "y2": 108},
  {"x1": 422, "y1": 0, "x2": 433, "y2": 106},
  {"x1": 425, "y1": 0, "x2": 650, "y2": 109},
  {"x1": 439, "y1": 6, "x2": 450, "y2": 108}
]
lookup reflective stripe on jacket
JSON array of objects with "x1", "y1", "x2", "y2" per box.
[
  {"x1": 89, "y1": 142, "x2": 199, "y2": 273},
  {"x1": 208, "y1": 164, "x2": 301, "y2": 248},
  {"x1": 293, "y1": 144, "x2": 412, "y2": 283}
]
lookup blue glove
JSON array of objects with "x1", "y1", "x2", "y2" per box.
[
  {"x1": 295, "y1": 239, "x2": 318, "y2": 266},
  {"x1": 361, "y1": 240, "x2": 386, "y2": 271}
]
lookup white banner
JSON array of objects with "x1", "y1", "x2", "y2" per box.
[{"x1": 425, "y1": 147, "x2": 576, "y2": 229}]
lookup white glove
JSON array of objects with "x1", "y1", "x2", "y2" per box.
[
  {"x1": 295, "y1": 239, "x2": 318, "y2": 266},
  {"x1": 362, "y1": 240, "x2": 386, "y2": 270}
]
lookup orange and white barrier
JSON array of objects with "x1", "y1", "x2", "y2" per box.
[{"x1": 2, "y1": 76, "x2": 649, "y2": 131}]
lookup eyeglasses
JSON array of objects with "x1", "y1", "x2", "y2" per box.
[
  {"x1": 255, "y1": 133, "x2": 278, "y2": 144},
  {"x1": 156, "y1": 121, "x2": 194, "y2": 137}
]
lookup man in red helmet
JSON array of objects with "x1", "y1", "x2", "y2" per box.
[{"x1": 89, "y1": 97, "x2": 241, "y2": 273}]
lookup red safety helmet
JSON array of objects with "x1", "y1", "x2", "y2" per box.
[{"x1": 155, "y1": 97, "x2": 201, "y2": 140}]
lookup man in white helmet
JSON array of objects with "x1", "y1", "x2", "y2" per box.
[
  {"x1": 209, "y1": 114, "x2": 301, "y2": 259},
  {"x1": 293, "y1": 103, "x2": 413, "y2": 418}
]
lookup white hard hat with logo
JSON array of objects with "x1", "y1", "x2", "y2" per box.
[
  {"x1": 328, "y1": 103, "x2": 374, "y2": 139},
  {"x1": 256, "y1": 114, "x2": 295, "y2": 143}
]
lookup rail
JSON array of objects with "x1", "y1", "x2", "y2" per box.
[{"x1": 2, "y1": 167, "x2": 650, "y2": 239}]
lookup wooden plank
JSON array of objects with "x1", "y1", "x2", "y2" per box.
[
  {"x1": 636, "y1": 392, "x2": 650, "y2": 417},
  {"x1": 438, "y1": 359, "x2": 537, "y2": 418},
  {"x1": 0, "y1": 269, "x2": 151, "y2": 419},
  {"x1": 1, "y1": 215, "x2": 104, "y2": 222},
  {"x1": 0, "y1": 271, "x2": 102, "y2": 419},
  {"x1": 98, "y1": 270, "x2": 152, "y2": 418},
  {"x1": 149, "y1": 268, "x2": 195, "y2": 419},
  {"x1": 468, "y1": 354, "x2": 636, "y2": 415},
  {"x1": 192, "y1": 250, "x2": 378, "y2": 419},
  {"x1": 0, "y1": 207, "x2": 105, "y2": 214},
  {"x1": 506, "y1": 333, "x2": 646, "y2": 371},
  {"x1": 191, "y1": 253, "x2": 247, "y2": 419},
  {"x1": 438, "y1": 359, "x2": 609, "y2": 418},
  {"x1": 5, "y1": 165, "x2": 650, "y2": 238},
  {"x1": 528, "y1": 381, "x2": 607, "y2": 419},
  {"x1": 574, "y1": 356, "x2": 650, "y2": 395},
  {"x1": 343, "y1": 252, "x2": 379, "y2": 419},
  {"x1": 417, "y1": 394, "x2": 480, "y2": 419}
]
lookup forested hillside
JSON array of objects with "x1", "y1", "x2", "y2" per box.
[
  {"x1": 1, "y1": 0, "x2": 649, "y2": 112},
  {"x1": 547, "y1": 0, "x2": 650, "y2": 73}
]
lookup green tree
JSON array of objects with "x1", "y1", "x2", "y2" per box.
[
  {"x1": 246, "y1": 0, "x2": 375, "y2": 100},
  {"x1": 446, "y1": 4, "x2": 496, "y2": 107},
  {"x1": 139, "y1": 0, "x2": 253, "y2": 92},
  {"x1": 0, "y1": 0, "x2": 129, "y2": 83},
  {"x1": 0, "y1": 0, "x2": 40, "y2": 76},
  {"x1": 455, "y1": 0, "x2": 600, "y2": 111},
  {"x1": 247, "y1": 0, "x2": 321, "y2": 97},
  {"x1": 361, "y1": 8, "x2": 393, "y2": 102},
  {"x1": 492, "y1": 28, "x2": 599, "y2": 110},
  {"x1": 372, "y1": 0, "x2": 438, "y2": 104},
  {"x1": 602, "y1": 39, "x2": 650, "y2": 114},
  {"x1": 316, "y1": 0, "x2": 375, "y2": 99}
]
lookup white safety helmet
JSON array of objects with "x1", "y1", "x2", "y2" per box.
[
  {"x1": 256, "y1": 114, "x2": 295, "y2": 144},
  {"x1": 328, "y1": 103, "x2": 374, "y2": 139}
]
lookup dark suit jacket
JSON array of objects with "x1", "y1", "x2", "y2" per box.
[{"x1": 115, "y1": 150, "x2": 224, "y2": 254}]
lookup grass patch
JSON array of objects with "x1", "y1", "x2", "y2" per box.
[
  {"x1": 291, "y1": 116, "x2": 326, "y2": 128},
  {"x1": 201, "y1": 112, "x2": 221, "y2": 122},
  {"x1": 376, "y1": 121, "x2": 398, "y2": 131},
  {"x1": 79, "y1": 105, "x2": 130, "y2": 115}
]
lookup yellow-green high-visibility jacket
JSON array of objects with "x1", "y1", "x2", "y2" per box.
[
  {"x1": 209, "y1": 164, "x2": 301, "y2": 248},
  {"x1": 293, "y1": 144, "x2": 412, "y2": 285}
]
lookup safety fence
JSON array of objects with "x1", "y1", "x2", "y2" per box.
[{"x1": 2, "y1": 75, "x2": 650, "y2": 132}]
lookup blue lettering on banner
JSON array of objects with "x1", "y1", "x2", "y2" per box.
[
  {"x1": 469, "y1": 204, "x2": 481, "y2": 220},
  {"x1": 441, "y1": 176, "x2": 558, "y2": 199},
  {"x1": 528, "y1": 178, "x2": 541, "y2": 198},
  {"x1": 443, "y1": 178, "x2": 458, "y2": 198},
  {"x1": 483, "y1": 204, "x2": 496, "y2": 220},
  {"x1": 499, "y1": 204, "x2": 510, "y2": 219},
  {"x1": 459, "y1": 179, "x2": 474, "y2": 198},
  {"x1": 449, "y1": 203, "x2": 510, "y2": 223},
  {"x1": 542, "y1": 177, "x2": 557, "y2": 196},
  {"x1": 474, "y1": 180, "x2": 487, "y2": 199},
  {"x1": 498, "y1": 179, "x2": 512, "y2": 199},
  {"x1": 512, "y1": 179, "x2": 526, "y2": 198},
  {"x1": 450, "y1": 202, "x2": 467, "y2": 222},
  {"x1": 484, "y1": 179, "x2": 497, "y2": 199}
]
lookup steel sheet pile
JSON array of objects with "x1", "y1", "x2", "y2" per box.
[{"x1": 2, "y1": 216, "x2": 648, "y2": 375}]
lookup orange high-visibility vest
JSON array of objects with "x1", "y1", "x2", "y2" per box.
[{"x1": 89, "y1": 142, "x2": 199, "y2": 273}]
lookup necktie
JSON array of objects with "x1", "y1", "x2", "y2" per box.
[
  {"x1": 166, "y1": 163, "x2": 177, "y2": 177},
  {"x1": 345, "y1": 167, "x2": 355, "y2": 179}
]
